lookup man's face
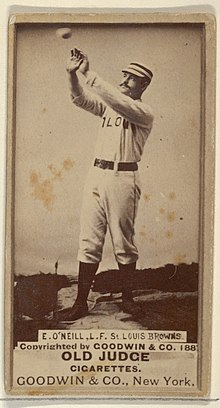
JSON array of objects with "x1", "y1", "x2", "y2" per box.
[{"x1": 119, "y1": 72, "x2": 145, "y2": 99}]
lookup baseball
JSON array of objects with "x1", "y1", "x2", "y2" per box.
[{"x1": 56, "y1": 27, "x2": 72, "y2": 39}]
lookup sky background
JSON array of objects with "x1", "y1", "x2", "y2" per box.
[{"x1": 14, "y1": 23, "x2": 202, "y2": 276}]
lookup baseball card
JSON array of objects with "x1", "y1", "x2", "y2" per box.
[{"x1": 4, "y1": 12, "x2": 216, "y2": 399}]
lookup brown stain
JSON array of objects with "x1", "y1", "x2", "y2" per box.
[
  {"x1": 139, "y1": 231, "x2": 146, "y2": 237},
  {"x1": 166, "y1": 230, "x2": 173, "y2": 239},
  {"x1": 30, "y1": 171, "x2": 56, "y2": 212},
  {"x1": 48, "y1": 159, "x2": 75, "y2": 181},
  {"x1": 159, "y1": 208, "x2": 165, "y2": 215},
  {"x1": 168, "y1": 192, "x2": 176, "y2": 200},
  {"x1": 174, "y1": 254, "x2": 187, "y2": 265},
  {"x1": 63, "y1": 158, "x2": 74, "y2": 171},
  {"x1": 190, "y1": 118, "x2": 197, "y2": 129},
  {"x1": 42, "y1": 107, "x2": 47, "y2": 113},
  {"x1": 149, "y1": 238, "x2": 155, "y2": 243},
  {"x1": 143, "y1": 194, "x2": 151, "y2": 202},
  {"x1": 30, "y1": 158, "x2": 75, "y2": 211},
  {"x1": 48, "y1": 164, "x2": 63, "y2": 181},
  {"x1": 167, "y1": 211, "x2": 176, "y2": 223}
]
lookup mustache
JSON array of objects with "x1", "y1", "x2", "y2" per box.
[{"x1": 120, "y1": 83, "x2": 130, "y2": 88}]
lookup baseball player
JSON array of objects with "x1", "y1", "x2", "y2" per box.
[{"x1": 58, "y1": 48, "x2": 154, "y2": 321}]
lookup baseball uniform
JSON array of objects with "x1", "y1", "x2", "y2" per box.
[{"x1": 71, "y1": 70, "x2": 154, "y2": 265}]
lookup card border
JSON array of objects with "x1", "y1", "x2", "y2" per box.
[{"x1": 4, "y1": 12, "x2": 216, "y2": 398}]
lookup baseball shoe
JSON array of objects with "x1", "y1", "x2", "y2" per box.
[
  {"x1": 121, "y1": 299, "x2": 142, "y2": 316},
  {"x1": 55, "y1": 302, "x2": 88, "y2": 322}
]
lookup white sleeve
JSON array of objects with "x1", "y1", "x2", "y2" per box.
[
  {"x1": 85, "y1": 71, "x2": 154, "y2": 128},
  {"x1": 71, "y1": 86, "x2": 106, "y2": 118}
]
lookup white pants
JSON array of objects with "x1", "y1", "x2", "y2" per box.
[{"x1": 77, "y1": 166, "x2": 141, "y2": 265}]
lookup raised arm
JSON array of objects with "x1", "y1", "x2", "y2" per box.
[
  {"x1": 66, "y1": 49, "x2": 83, "y2": 98},
  {"x1": 85, "y1": 71, "x2": 154, "y2": 128},
  {"x1": 75, "y1": 49, "x2": 154, "y2": 128},
  {"x1": 66, "y1": 49, "x2": 106, "y2": 118}
]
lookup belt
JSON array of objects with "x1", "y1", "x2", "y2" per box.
[{"x1": 94, "y1": 158, "x2": 138, "y2": 171}]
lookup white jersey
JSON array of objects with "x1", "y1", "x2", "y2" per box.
[{"x1": 71, "y1": 70, "x2": 154, "y2": 162}]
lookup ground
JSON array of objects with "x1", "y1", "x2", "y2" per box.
[{"x1": 13, "y1": 263, "x2": 198, "y2": 347}]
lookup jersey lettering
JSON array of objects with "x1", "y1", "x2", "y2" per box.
[
  {"x1": 115, "y1": 117, "x2": 122, "y2": 127},
  {"x1": 102, "y1": 116, "x2": 123, "y2": 128},
  {"x1": 123, "y1": 119, "x2": 129, "y2": 129}
]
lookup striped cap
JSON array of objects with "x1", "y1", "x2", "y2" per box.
[{"x1": 122, "y1": 62, "x2": 153, "y2": 81}]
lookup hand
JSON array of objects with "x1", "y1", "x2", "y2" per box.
[
  {"x1": 75, "y1": 48, "x2": 89, "y2": 75},
  {"x1": 66, "y1": 48, "x2": 83, "y2": 74},
  {"x1": 66, "y1": 48, "x2": 89, "y2": 75}
]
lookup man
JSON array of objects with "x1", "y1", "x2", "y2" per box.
[{"x1": 59, "y1": 48, "x2": 154, "y2": 321}]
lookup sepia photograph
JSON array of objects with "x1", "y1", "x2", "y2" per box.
[{"x1": 5, "y1": 12, "x2": 215, "y2": 398}]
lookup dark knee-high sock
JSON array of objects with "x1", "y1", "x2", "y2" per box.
[
  {"x1": 75, "y1": 262, "x2": 99, "y2": 305},
  {"x1": 118, "y1": 262, "x2": 136, "y2": 300}
]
